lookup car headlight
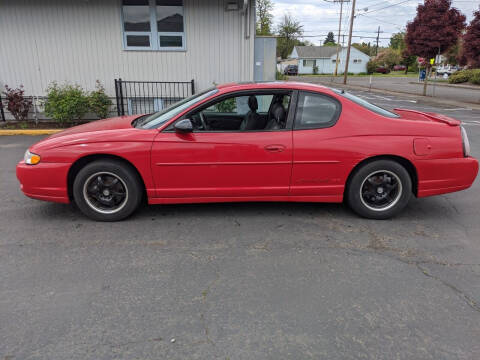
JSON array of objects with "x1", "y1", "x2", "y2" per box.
[
  {"x1": 461, "y1": 126, "x2": 471, "y2": 157},
  {"x1": 24, "y1": 149, "x2": 41, "y2": 165}
]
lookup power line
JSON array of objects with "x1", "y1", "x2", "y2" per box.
[{"x1": 360, "y1": 0, "x2": 414, "y2": 15}]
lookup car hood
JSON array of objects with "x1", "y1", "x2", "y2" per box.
[{"x1": 47, "y1": 115, "x2": 140, "y2": 139}]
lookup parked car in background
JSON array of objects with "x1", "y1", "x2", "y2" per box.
[
  {"x1": 376, "y1": 66, "x2": 391, "y2": 74},
  {"x1": 393, "y1": 65, "x2": 406, "y2": 71},
  {"x1": 436, "y1": 65, "x2": 458, "y2": 76},
  {"x1": 284, "y1": 65, "x2": 298, "y2": 76},
  {"x1": 17, "y1": 82, "x2": 478, "y2": 221}
]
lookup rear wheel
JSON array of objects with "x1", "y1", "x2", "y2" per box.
[
  {"x1": 73, "y1": 160, "x2": 142, "y2": 221},
  {"x1": 347, "y1": 160, "x2": 412, "y2": 219}
]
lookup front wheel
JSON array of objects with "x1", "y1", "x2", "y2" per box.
[
  {"x1": 346, "y1": 160, "x2": 412, "y2": 219},
  {"x1": 73, "y1": 160, "x2": 143, "y2": 221}
]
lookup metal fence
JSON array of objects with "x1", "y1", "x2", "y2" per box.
[
  {"x1": 114, "y1": 79, "x2": 195, "y2": 116},
  {"x1": 0, "y1": 93, "x2": 5, "y2": 122}
]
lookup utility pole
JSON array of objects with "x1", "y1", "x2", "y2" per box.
[
  {"x1": 333, "y1": 0, "x2": 350, "y2": 76},
  {"x1": 343, "y1": 0, "x2": 356, "y2": 84},
  {"x1": 375, "y1": 26, "x2": 380, "y2": 56}
]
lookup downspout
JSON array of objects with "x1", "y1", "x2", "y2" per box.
[{"x1": 243, "y1": 0, "x2": 250, "y2": 39}]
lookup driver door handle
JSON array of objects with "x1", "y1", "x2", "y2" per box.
[{"x1": 264, "y1": 144, "x2": 285, "y2": 152}]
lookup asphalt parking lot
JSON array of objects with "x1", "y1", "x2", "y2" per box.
[{"x1": 1, "y1": 92, "x2": 480, "y2": 359}]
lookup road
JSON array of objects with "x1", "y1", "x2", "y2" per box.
[
  {"x1": 1, "y1": 93, "x2": 480, "y2": 359},
  {"x1": 294, "y1": 76, "x2": 480, "y2": 105}
]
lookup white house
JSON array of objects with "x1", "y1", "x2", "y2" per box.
[
  {"x1": 290, "y1": 46, "x2": 370, "y2": 75},
  {"x1": 0, "y1": 0, "x2": 262, "y2": 117}
]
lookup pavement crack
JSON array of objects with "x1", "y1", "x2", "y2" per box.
[{"x1": 415, "y1": 263, "x2": 480, "y2": 314}]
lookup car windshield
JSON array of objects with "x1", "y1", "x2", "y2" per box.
[
  {"x1": 135, "y1": 87, "x2": 218, "y2": 129},
  {"x1": 333, "y1": 89, "x2": 400, "y2": 118}
]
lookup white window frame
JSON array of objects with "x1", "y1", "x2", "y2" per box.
[
  {"x1": 303, "y1": 59, "x2": 316, "y2": 67},
  {"x1": 122, "y1": 0, "x2": 186, "y2": 51}
]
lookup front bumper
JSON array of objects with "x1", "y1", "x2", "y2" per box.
[
  {"x1": 16, "y1": 161, "x2": 71, "y2": 203},
  {"x1": 416, "y1": 156, "x2": 479, "y2": 197}
]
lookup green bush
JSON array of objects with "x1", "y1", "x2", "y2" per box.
[
  {"x1": 88, "y1": 80, "x2": 112, "y2": 119},
  {"x1": 44, "y1": 82, "x2": 89, "y2": 125},
  {"x1": 313, "y1": 65, "x2": 319, "y2": 75},
  {"x1": 448, "y1": 70, "x2": 473, "y2": 84},
  {"x1": 367, "y1": 60, "x2": 377, "y2": 74},
  {"x1": 470, "y1": 71, "x2": 480, "y2": 85},
  {"x1": 276, "y1": 70, "x2": 288, "y2": 80}
]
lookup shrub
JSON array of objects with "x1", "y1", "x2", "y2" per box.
[
  {"x1": 88, "y1": 80, "x2": 112, "y2": 119},
  {"x1": 44, "y1": 82, "x2": 89, "y2": 125},
  {"x1": 276, "y1": 70, "x2": 288, "y2": 80},
  {"x1": 2, "y1": 85, "x2": 32, "y2": 122},
  {"x1": 367, "y1": 60, "x2": 377, "y2": 74},
  {"x1": 448, "y1": 69, "x2": 476, "y2": 84},
  {"x1": 313, "y1": 65, "x2": 319, "y2": 75},
  {"x1": 470, "y1": 71, "x2": 480, "y2": 85}
]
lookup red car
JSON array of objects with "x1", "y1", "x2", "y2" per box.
[
  {"x1": 17, "y1": 82, "x2": 478, "y2": 221},
  {"x1": 375, "y1": 66, "x2": 391, "y2": 74}
]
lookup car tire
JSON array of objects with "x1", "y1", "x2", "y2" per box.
[
  {"x1": 346, "y1": 160, "x2": 412, "y2": 219},
  {"x1": 73, "y1": 160, "x2": 143, "y2": 221}
]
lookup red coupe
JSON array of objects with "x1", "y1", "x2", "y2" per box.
[{"x1": 17, "y1": 82, "x2": 478, "y2": 221}]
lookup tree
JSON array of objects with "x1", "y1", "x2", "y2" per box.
[
  {"x1": 256, "y1": 0, "x2": 274, "y2": 36},
  {"x1": 462, "y1": 8, "x2": 480, "y2": 68},
  {"x1": 400, "y1": 49, "x2": 417, "y2": 74},
  {"x1": 352, "y1": 42, "x2": 373, "y2": 56},
  {"x1": 276, "y1": 14, "x2": 304, "y2": 59},
  {"x1": 323, "y1": 32, "x2": 336, "y2": 46},
  {"x1": 375, "y1": 48, "x2": 402, "y2": 69},
  {"x1": 405, "y1": 0, "x2": 466, "y2": 95},
  {"x1": 389, "y1": 32, "x2": 406, "y2": 51}
]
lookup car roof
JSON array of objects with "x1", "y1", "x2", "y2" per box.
[{"x1": 215, "y1": 81, "x2": 334, "y2": 94}]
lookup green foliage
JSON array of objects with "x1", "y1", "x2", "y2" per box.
[
  {"x1": 470, "y1": 71, "x2": 480, "y2": 85},
  {"x1": 214, "y1": 97, "x2": 236, "y2": 113},
  {"x1": 256, "y1": 0, "x2": 274, "y2": 35},
  {"x1": 88, "y1": 80, "x2": 112, "y2": 119},
  {"x1": 276, "y1": 14, "x2": 303, "y2": 59},
  {"x1": 389, "y1": 32, "x2": 406, "y2": 51},
  {"x1": 448, "y1": 69, "x2": 480, "y2": 84},
  {"x1": 448, "y1": 70, "x2": 473, "y2": 84},
  {"x1": 313, "y1": 65, "x2": 319, "y2": 75},
  {"x1": 376, "y1": 48, "x2": 402, "y2": 69},
  {"x1": 352, "y1": 42, "x2": 373, "y2": 56},
  {"x1": 323, "y1": 32, "x2": 336, "y2": 46},
  {"x1": 44, "y1": 82, "x2": 89, "y2": 125},
  {"x1": 367, "y1": 60, "x2": 378, "y2": 74},
  {"x1": 276, "y1": 70, "x2": 288, "y2": 80}
]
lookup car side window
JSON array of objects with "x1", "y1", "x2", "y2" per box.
[
  {"x1": 185, "y1": 93, "x2": 290, "y2": 132},
  {"x1": 294, "y1": 92, "x2": 340, "y2": 130}
]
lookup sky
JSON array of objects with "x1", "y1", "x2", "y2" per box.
[{"x1": 270, "y1": 0, "x2": 480, "y2": 47}]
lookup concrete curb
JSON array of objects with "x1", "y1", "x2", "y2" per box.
[
  {"x1": 0, "y1": 129, "x2": 63, "y2": 136},
  {"x1": 408, "y1": 81, "x2": 480, "y2": 91}
]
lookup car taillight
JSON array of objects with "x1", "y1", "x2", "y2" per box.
[{"x1": 461, "y1": 126, "x2": 471, "y2": 157}]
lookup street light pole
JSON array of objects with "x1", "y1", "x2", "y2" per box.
[{"x1": 343, "y1": 0, "x2": 356, "y2": 85}]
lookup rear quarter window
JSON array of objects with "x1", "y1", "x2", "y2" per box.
[{"x1": 294, "y1": 92, "x2": 341, "y2": 130}]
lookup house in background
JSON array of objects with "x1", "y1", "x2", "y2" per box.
[
  {"x1": 0, "y1": 0, "x2": 275, "y2": 118},
  {"x1": 290, "y1": 46, "x2": 370, "y2": 75}
]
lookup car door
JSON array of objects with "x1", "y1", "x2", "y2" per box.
[
  {"x1": 291, "y1": 91, "x2": 345, "y2": 199},
  {"x1": 150, "y1": 91, "x2": 294, "y2": 198}
]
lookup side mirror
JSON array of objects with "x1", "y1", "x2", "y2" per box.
[{"x1": 174, "y1": 119, "x2": 193, "y2": 133}]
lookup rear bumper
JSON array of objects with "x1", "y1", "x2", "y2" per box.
[
  {"x1": 416, "y1": 157, "x2": 479, "y2": 197},
  {"x1": 16, "y1": 161, "x2": 70, "y2": 203}
]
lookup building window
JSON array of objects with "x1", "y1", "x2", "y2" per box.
[
  {"x1": 353, "y1": 59, "x2": 362, "y2": 64},
  {"x1": 122, "y1": 0, "x2": 185, "y2": 51},
  {"x1": 303, "y1": 60, "x2": 316, "y2": 67}
]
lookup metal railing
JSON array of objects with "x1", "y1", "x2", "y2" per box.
[
  {"x1": 114, "y1": 79, "x2": 195, "y2": 116},
  {"x1": 0, "y1": 93, "x2": 5, "y2": 122}
]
